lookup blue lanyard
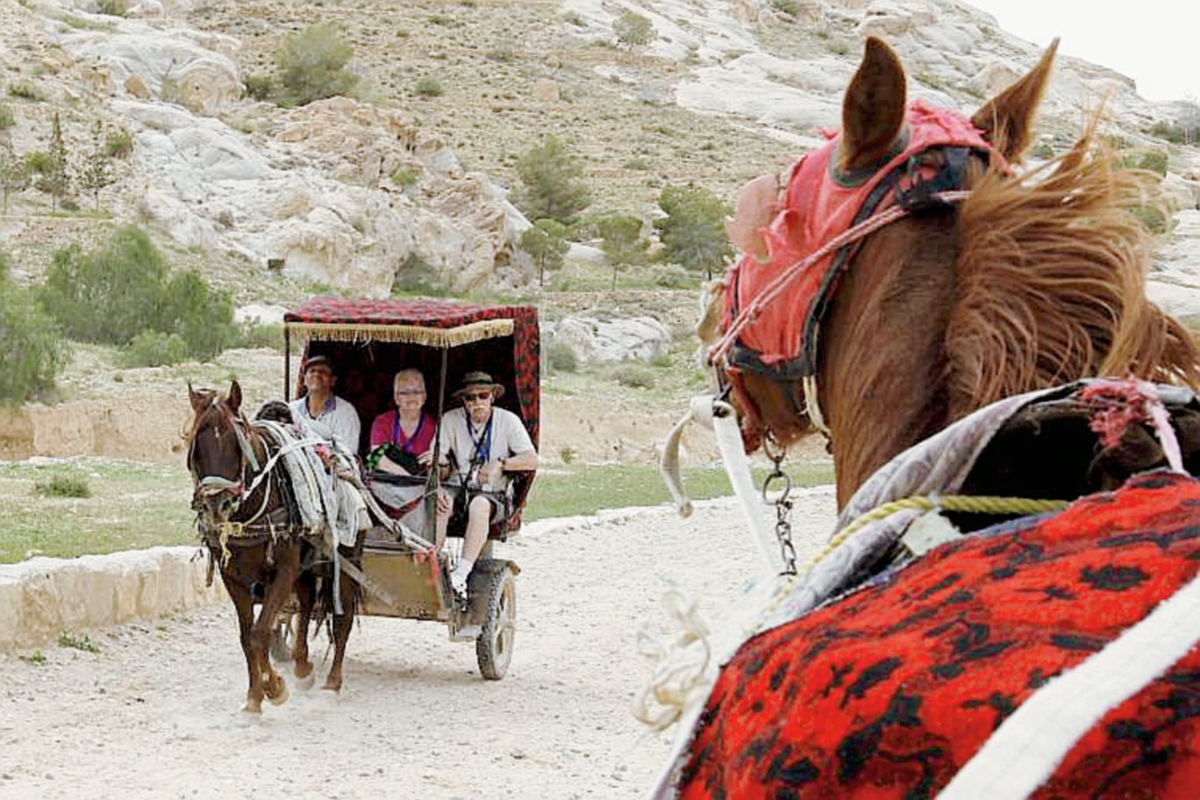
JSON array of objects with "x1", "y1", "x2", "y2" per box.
[
  {"x1": 467, "y1": 415, "x2": 492, "y2": 466},
  {"x1": 392, "y1": 412, "x2": 425, "y2": 453}
]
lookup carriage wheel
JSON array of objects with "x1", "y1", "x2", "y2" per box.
[{"x1": 475, "y1": 567, "x2": 516, "y2": 680}]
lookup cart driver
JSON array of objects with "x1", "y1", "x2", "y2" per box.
[
  {"x1": 288, "y1": 355, "x2": 362, "y2": 454},
  {"x1": 436, "y1": 371, "x2": 537, "y2": 598}
]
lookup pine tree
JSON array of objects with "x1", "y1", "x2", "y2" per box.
[
  {"x1": 0, "y1": 141, "x2": 29, "y2": 215},
  {"x1": 596, "y1": 212, "x2": 649, "y2": 290},
  {"x1": 519, "y1": 219, "x2": 571, "y2": 286},
  {"x1": 45, "y1": 112, "x2": 70, "y2": 213},
  {"x1": 515, "y1": 136, "x2": 592, "y2": 226},
  {"x1": 654, "y1": 184, "x2": 732, "y2": 279},
  {"x1": 78, "y1": 119, "x2": 116, "y2": 211}
]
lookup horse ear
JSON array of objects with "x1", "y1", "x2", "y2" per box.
[
  {"x1": 228, "y1": 380, "x2": 242, "y2": 413},
  {"x1": 839, "y1": 37, "x2": 907, "y2": 173},
  {"x1": 971, "y1": 38, "x2": 1058, "y2": 161},
  {"x1": 188, "y1": 382, "x2": 207, "y2": 413}
]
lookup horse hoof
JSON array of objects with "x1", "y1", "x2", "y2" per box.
[
  {"x1": 241, "y1": 700, "x2": 263, "y2": 714},
  {"x1": 294, "y1": 662, "x2": 313, "y2": 681},
  {"x1": 296, "y1": 672, "x2": 316, "y2": 691},
  {"x1": 267, "y1": 681, "x2": 290, "y2": 706},
  {"x1": 321, "y1": 680, "x2": 342, "y2": 693}
]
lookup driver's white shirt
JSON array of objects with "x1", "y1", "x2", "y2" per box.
[{"x1": 289, "y1": 394, "x2": 361, "y2": 453}]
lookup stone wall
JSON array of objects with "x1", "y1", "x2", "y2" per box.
[{"x1": 0, "y1": 546, "x2": 225, "y2": 650}]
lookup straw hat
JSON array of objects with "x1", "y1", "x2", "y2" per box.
[{"x1": 451, "y1": 371, "x2": 505, "y2": 400}]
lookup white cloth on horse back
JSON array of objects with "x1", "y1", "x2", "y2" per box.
[
  {"x1": 440, "y1": 406, "x2": 534, "y2": 491},
  {"x1": 254, "y1": 420, "x2": 364, "y2": 548},
  {"x1": 289, "y1": 393, "x2": 361, "y2": 453}
]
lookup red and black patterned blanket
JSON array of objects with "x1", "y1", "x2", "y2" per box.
[{"x1": 677, "y1": 471, "x2": 1200, "y2": 798}]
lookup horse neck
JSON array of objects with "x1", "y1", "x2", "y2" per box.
[{"x1": 819, "y1": 214, "x2": 962, "y2": 507}]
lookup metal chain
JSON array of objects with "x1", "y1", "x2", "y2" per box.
[{"x1": 761, "y1": 435, "x2": 798, "y2": 576}]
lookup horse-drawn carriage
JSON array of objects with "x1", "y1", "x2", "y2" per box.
[
  {"x1": 187, "y1": 299, "x2": 538, "y2": 712},
  {"x1": 280, "y1": 297, "x2": 539, "y2": 681}
]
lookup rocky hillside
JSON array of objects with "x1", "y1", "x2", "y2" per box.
[
  {"x1": 1, "y1": 0, "x2": 1198, "y2": 306},
  {"x1": 2, "y1": 0, "x2": 1200, "y2": 466}
]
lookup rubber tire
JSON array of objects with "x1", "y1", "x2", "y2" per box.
[{"x1": 475, "y1": 568, "x2": 516, "y2": 680}]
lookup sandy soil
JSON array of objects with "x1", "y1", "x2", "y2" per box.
[{"x1": 0, "y1": 489, "x2": 838, "y2": 799}]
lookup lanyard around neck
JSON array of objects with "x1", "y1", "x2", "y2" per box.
[{"x1": 467, "y1": 413, "x2": 492, "y2": 466}]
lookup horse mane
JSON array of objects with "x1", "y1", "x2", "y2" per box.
[{"x1": 947, "y1": 127, "x2": 1200, "y2": 416}]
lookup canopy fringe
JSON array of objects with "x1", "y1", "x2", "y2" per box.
[{"x1": 287, "y1": 319, "x2": 514, "y2": 346}]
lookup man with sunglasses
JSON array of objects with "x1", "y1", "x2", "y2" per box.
[{"x1": 436, "y1": 371, "x2": 538, "y2": 598}]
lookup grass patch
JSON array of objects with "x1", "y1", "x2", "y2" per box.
[
  {"x1": 522, "y1": 462, "x2": 834, "y2": 520},
  {"x1": 57, "y1": 631, "x2": 100, "y2": 652},
  {"x1": 0, "y1": 459, "x2": 196, "y2": 564},
  {"x1": 33, "y1": 474, "x2": 91, "y2": 498},
  {"x1": 0, "y1": 457, "x2": 834, "y2": 563}
]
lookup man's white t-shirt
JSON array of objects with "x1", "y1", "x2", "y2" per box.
[{"x1": 440, "y1": 406, "x2": 534, "y2": 492}]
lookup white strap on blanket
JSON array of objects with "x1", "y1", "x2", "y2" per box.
[
  {"x1": 659, "y1": 395, "x2": 780, "y2": 576},
  {"x1": 938, "y1": 570, "x2": 1200, "y2": 799}
]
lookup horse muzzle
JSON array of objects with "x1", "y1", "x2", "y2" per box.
[{"x1": 192, "y1": 476, "x2": 245, "y2": 522}]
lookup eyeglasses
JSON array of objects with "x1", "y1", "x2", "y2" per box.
[
  {"x1": 395, "y1": 389, "x2": 425, "y2": 396},
  {"x1": 463, "y1": 392, "x2": 492, "y2": 402}
]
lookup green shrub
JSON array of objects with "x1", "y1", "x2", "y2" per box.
[
  {"x1": 7, "y1": 83, "x2": 42, "y2": 102},
  {"x1": 276, "y1": 22, "x2": 360, "y2": 106},
  {"x1": 25, "y1": 150, "x2": 51, "y2": 174},
  {"x1": 39, "y1": 227, "x2": 233, "y2": 359},
  {"x1": 391, "y1": 168, "x2": 419, "y2": 187},
  {"x1": 611, "y1": 363, "x2": 654, "y2": 389},
  {"x1": 614, "y1": 11, "x2": 654, "y2": 48},
  {"x1": 515, "y1": 136, "x2": 592, "y2": 226},
  {"x1": 57, "y1": 632, "x2": 100, "y2": 652},
  {"x1": 545, "y1": 339, "x2": 578, "y2": 373},
  {"x1": 243, "y1": 74, "x2": 275, "y2": 101},
  {"x1": 103, "y1": 128, "x2": 133, "y2": 159},
  {"x1": 0, "y1": 104, "x2": 14, "y2": 128},
  {"x1": 234, "y1": 321, "x2": 285, "y2": 350},
  {"x1": 414, "y1": 76, "x2": 444, "y2": 97},
  {"x1": 121, "y1": 330, "x2": 190, "y2": 367},
  {"x1": 34, "y1": 474, "x2": 91, "y2": 498},
  {"x1": 772, "y1": 0, "x2": 802, "y2": 15},
  {"x1": 1132, "y1": 150, "x2": 1169, "y2": 176},
  {"x1": 40, "y1": 227, "x2": 171, "y2": 345},
  {"x1": 0, "y1": 254, "x2": 64, "y2": 403},
  {"x1": 96, "y1": 0, "x2": 126, "y2": 16}
]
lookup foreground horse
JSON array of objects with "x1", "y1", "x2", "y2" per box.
[
  {"x1": 187, "y1": 381, "x2": 360, "y2": 712},
  {"x1": 664, "y1": 37, "x2": 1200, "y2": 797}
]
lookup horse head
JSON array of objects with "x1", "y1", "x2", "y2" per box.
[
  {"x1": 710, "y1": 36, "x2": 1198, "y2": 506},
  {"x1": 187, "y1": 380, "x2": 253, "y2": 524}
]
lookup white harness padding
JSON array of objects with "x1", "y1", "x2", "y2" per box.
[{"x1": 253, "y1": 420, "x2": 361, "y2": 549}]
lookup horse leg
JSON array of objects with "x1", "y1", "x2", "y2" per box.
[
  {"x1": 256, "y1": 542, "x2": 300, "y2": 707},
  {"x1": 322, "y1": 554, "x2": 358, "y2": 693},
  {"x1": 221, "y1": 573, "x2": 265, "y2": 714},
  {"x1": 292, "y1": 571, "x2": 315, "y2": 685}
]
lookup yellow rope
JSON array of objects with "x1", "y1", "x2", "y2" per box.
[{"x1": 756, "y1": 493, "x2": 1070, "y2": 630}]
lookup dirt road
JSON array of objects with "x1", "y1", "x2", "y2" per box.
[{"x1": 0, "y1": 490, "x2": 837, "y2": 800}]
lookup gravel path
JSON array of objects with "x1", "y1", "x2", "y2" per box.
[{"x1": 0, "y1": 489, "x2": 838, "y2": 800}]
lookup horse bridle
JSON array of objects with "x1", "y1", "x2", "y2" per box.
[{"x1": 189, "y1": 395, "x2": 272, "y2": 526}]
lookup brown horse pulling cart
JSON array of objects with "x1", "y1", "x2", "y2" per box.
[{"x1": 280, "y1": 297, "x2": 539, "y2": 681}]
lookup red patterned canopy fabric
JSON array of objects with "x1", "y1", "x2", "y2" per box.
[{"x1": 284, "y1": 298, "x2": 540, "y2": 447}]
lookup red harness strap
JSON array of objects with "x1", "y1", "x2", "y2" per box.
[{"x1": 715, "y1": 100, "x2": 1004, "y2": 391}]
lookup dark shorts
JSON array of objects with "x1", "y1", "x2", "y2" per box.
[{"x1": 446, "y1": 484, "x2": 512, "y2": 529}]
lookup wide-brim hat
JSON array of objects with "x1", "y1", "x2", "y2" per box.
[{"x1": 452, "y1": 371, "x2": 505, "y2": 400}]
